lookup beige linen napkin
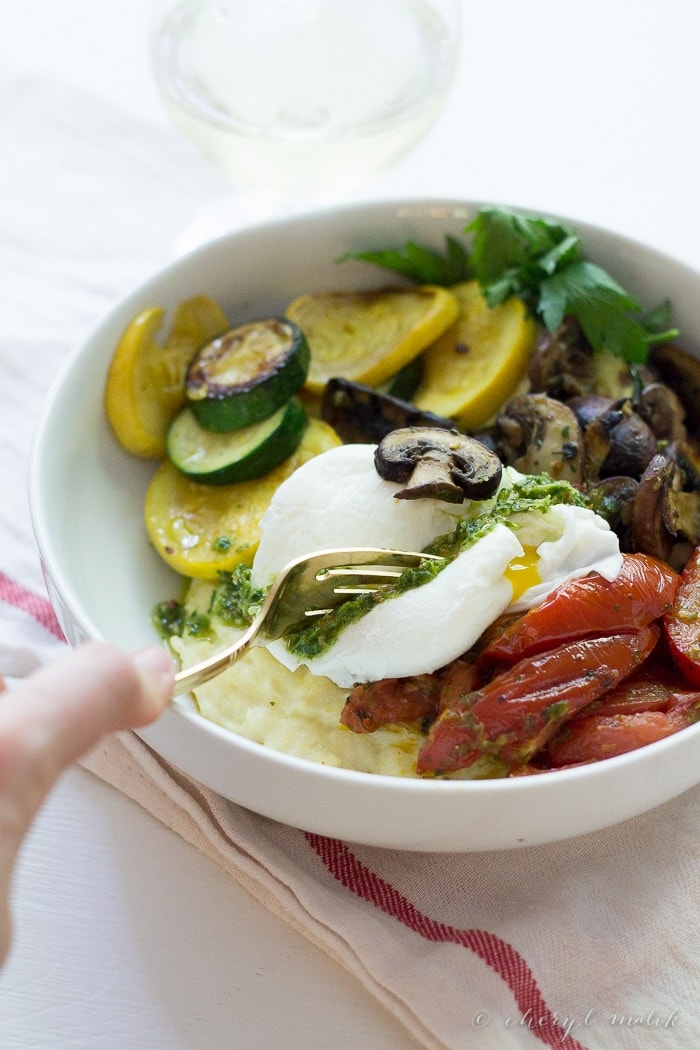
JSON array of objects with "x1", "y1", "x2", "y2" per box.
[{"x1": 2, "y1": 77, "x2": 699, "y2": 1050}]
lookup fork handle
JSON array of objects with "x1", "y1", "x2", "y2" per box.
[{"x1": 172, "y1": 617, "x2": 260, "y2": 695}]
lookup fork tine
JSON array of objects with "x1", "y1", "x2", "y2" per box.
[
  {"x1": 317, "y1": 564, "x2": 409, "y2": 580},
  {"x1": 315, "y1": 562, "x2": 413, "y2": 598},
  {"x1": 173, "y1": 546, "x2": 443, "y2": 694},
  {"x1": 303, "y1": 590, "x2": 384, "y2": 614},
  {"x1": 272, "y1": 547, "x2": 442, "y2": 627}
]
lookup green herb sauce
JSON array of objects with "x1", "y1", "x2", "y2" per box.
[
  {"x1": 208, "y1": 564, "x2": 266, "y2": 628},
  {"x1": 285, "y1": 556, "x2": 446, "y2": 660},
  {"x1": 152, "y1": 599, "x2": 186, "y2": 639},
  {"x1": 151, "y1": 600, "x2": 213, "y2": 640},
  {"x1": 286, "y1": 473, "x2": 590, "y2": 661},
  {"x1": 154, "y1": 471, "x2": 592, "y2": 661}
]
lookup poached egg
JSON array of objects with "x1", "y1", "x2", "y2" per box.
[{"x1": 251, "y1": 444, "x2": 622, "y2": 688}]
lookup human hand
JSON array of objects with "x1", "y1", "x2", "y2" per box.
[{"x1": 0, "y1": 641, "x2": 174, "y2": 965}]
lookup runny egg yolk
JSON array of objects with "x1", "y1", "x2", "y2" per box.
[{"x1": 504, "y1": 545, "x2": 541, "y2": 602}]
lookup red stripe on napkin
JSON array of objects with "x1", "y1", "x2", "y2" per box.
[
  {"x1": 0, "y1": 571, "x2": 65, "y2": 640},
  {"x1": 306, "y1": 833, "x2": 589, "y2": 1050}
]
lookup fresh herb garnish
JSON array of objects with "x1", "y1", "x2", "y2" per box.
[
  {"x1": 341, "y1": 206, "x2": 679, "y2": 365},
  {"x1": 467, "y1": 208, "x2": 678, "y2": 364},
  {"x1": 338, "y1": 235, "x2": 471, "y2": 286}
]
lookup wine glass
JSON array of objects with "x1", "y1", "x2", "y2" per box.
[{"x1": 150, "y1": 0, "x2": 461, "y2": 250}]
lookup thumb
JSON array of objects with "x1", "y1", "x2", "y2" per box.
[
  {"x1": 0, "y1": 641, "x2": 173, "y2": 854},
  {"x1": 0, "y1": 641, "x2": 174, "y2": 965},
  {"x1": 0, "y1": 641, "x2": 174, "y2": 771}
]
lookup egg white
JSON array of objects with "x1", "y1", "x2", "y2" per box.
[
  {"x1": 266, "y1": 523, "x2": 523, "y2": 687},
  {"x1": 508, "y1": 503, "x2": 622, "y2": 612},
  {"x1": 252, "y1": 444, "x2": 623, "y2": 687},
  {"x1": 252, "y1": 443, "x2": 464, "y2": 587}
]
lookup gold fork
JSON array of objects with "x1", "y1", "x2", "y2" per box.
[{"x1": 173, "y1": 547, "x2": 441, "y2": 694}]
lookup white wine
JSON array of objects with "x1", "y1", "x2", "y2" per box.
[{"x1": 152, "y1": 0, "x2": 459, "y2": 195}]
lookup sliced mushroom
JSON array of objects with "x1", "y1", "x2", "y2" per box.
[
  {"x1": 585, "y1": 476, "x2": 638, "y2": 552},
  {"x1": 321, "y1": 377, "x2": 455, "y2": 444},
  {"x1": 527, "y1": 316, "x2": 646, "y2": 402},
  {"x1": 567, "y1": 393, "x2": 615, "y2": 430},
  {"x1": 495, "y1": 393, "x2": 583, "y2": 484},
  {"x1": 649, "y1": 343, "x2": 700, "y2": 432},
  {"x1": 631, "y1": 452, "x2": 676, "y2": 562},
  {"x1": 661, "y1": 440, "x2": 700, "y2": 548},
  {"x1": 374, "y1": 427, "x2": 502, "y2": 503},
  {"x1": 671, "y1": 435, "x2": 700, "y2": 482},
  {"x1": 635, "y1": 381, "x2": 687, "y2": 443},
  {"x1": 631, "y1": 442, "x2": 700, "y2": 569},
  {"x1": 528, "y1": 317, "x2": 596, "y2": 400},
  {"x1": 662, "y1": 489, "x2": 700, "y2": 546},
  {"x1": 582, "y1": 413, "x2": 616, "y2": 480},
  {"x1": 583, "y1": 399, "x2": 657, "y2": 480}
]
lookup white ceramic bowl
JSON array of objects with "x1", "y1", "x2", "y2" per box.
[{"x1": 29, "y1": 199, "x2": 700, "y2": 852}]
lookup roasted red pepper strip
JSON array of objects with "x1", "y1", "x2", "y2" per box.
[
  {"x1": 477, "y1": 553, "x2": 678, "y2": 670},
  {"x1": 341, "y1": 673, "x2": 440, "y2": 733},
  {"x1": 581, "y1": 637, "x2": 696, "y2": 717},
  {"x1": 417, "y1": 624, "x2": 659, "y2": 776},
  {"x1": 545, "y1": 703, "x2": 700, "y2": 767},
  {"x1": 341, "y1": 659, "x2": 478, "y2": 733},
  {"x1": 664, "y1": 545, "x2": 700, "y2": 686}
]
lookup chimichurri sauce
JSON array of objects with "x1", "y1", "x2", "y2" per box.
[{"x1": 286, "y1": 473, "x2": 589, "y2": 660}]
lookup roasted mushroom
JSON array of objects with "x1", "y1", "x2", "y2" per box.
[
  {"x1": 374, "y1": 427, "x2": 502, "y2": 503},
  {"x1": 585, "y1": 476, "x2": 639, "y2": 551},
  {"x1": 527, "y1": 316, "x2": 648, "y2": 401},
  {"x1": 661, "y1": 442, "x2": 700, "y2": 550},
  {"x1": 528, "y1": 316, "x2": 597, "y2": 400},
  {"x1": 649, "y1": 344, "x2": 700, "y2": 432},
  {"x1": 632, "y1": 442, "x2": 700, "y2": 569},
  {"x1": 321, "y1": 377, "x2": 454, "y2": 444},
  {"x1": 583, "y1": 399, "x2": 657, "y2": 481},
  {"x1": 495, "y1": 393, "x2": 583, "y2": 484},
  {"x1": 567, "y1": 393, "x2": 615, "y2": 430},
  {"x1": 634, "y1": 381, "x2": 687, "y2": 443},
  {"x1": 632, "y1": 452, "x2": 678, "y2": 563}
]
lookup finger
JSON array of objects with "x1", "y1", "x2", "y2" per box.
[
  {"x1": 0, "y1": 642, "x2": 173, "y2": 963},
  {"x1": 0, "y1": 641, "x2": 174, "y2": 790}
]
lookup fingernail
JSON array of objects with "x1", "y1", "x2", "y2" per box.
[{"x1": 132, "y1": 645, "x2": 175, "y2": 707}]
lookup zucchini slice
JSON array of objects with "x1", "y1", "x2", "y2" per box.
[
  {"x1": 186, "y1": 318, "x2": 310, "y2": 432},
  {"x1": 167, "y1": 397, "x2": 308, "y2": 486},
  {"x1": 144, "y1": 418, "x2": 341, "y2": 580}
]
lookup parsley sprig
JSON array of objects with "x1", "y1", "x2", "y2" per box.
[
  {"x1": 341, "y1": 206, "x2": 679, "y2": 365},
  {"x1": 468, "y1": 208, "x2": 678, "y2": 364},
  {"x1": 338, "y1": 235, "x2": 471, "y2": 286}
]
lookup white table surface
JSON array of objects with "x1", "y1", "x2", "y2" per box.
[{"x1": 2, "y1": 2, "x2": 700, "y2": 1047}]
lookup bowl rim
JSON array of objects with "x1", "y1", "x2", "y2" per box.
[{"x1": 27, "y1": 195, "x2": 700, "y2": 845}]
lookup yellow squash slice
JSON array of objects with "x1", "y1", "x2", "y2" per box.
[
  {"x1": 412, "y1": 281, "x2": 536, "y2": 430},
  {"x1": 286, "y1": 285, "x2": 459, "y2": 395},
  {"x1": 144, "y1": 418, "x2": 341, "y2": 579},
  {"x1": 105, "y1": 295, "x2": 229, "y2": 458}
]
